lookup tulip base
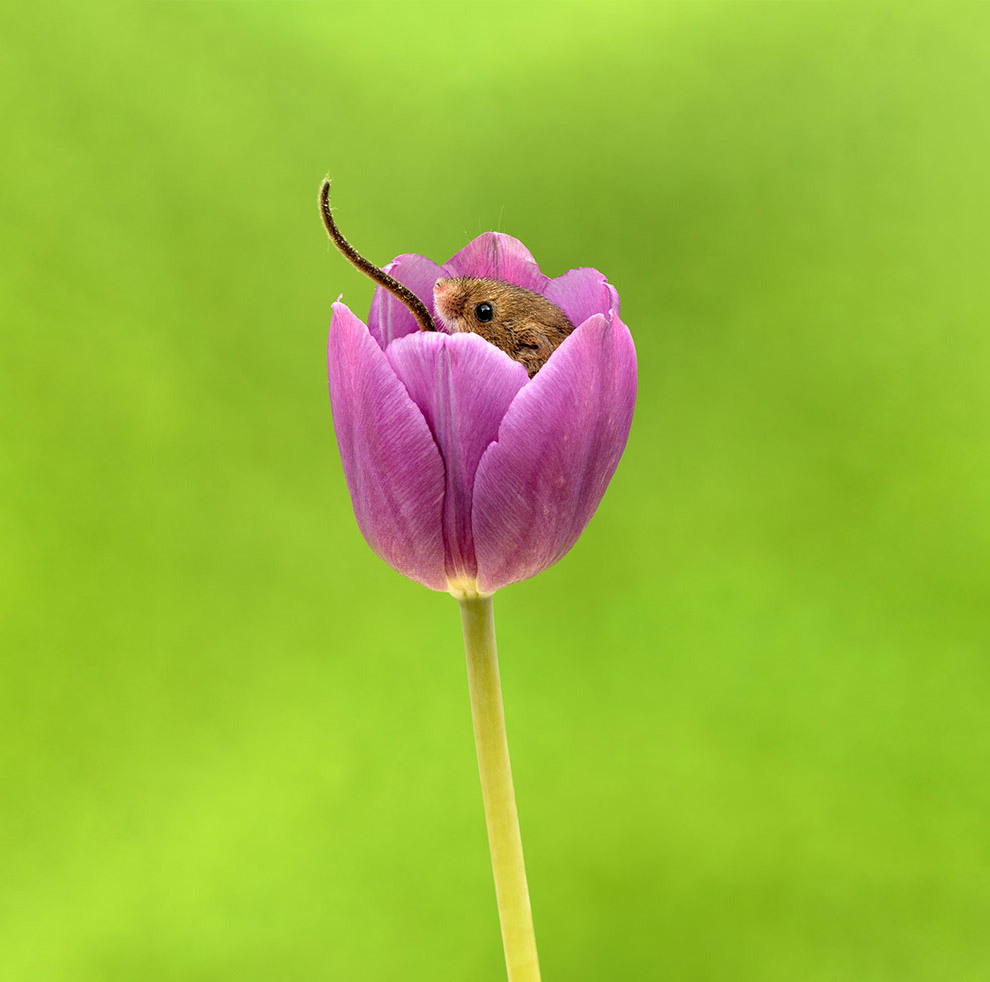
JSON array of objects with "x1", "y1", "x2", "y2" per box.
[{"x1": 458, "y1": 595, "x2": 541, "y2": 982}]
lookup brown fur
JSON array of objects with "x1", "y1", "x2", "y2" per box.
[{"x1": 433, "y1": 277, "x2": 574, "y2": 377}]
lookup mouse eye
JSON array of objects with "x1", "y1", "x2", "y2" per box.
[{"x1": 474, "y1": 302, "x2": 494, "y2": 323}]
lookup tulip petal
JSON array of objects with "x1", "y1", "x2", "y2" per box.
[
  {"x1": 443, "y1": 232, "x2": 550, "y2": 293},
  {"x1": 472, "y1": 312, "x2": 637, "y2": 593},
  {"x1": 386, "y1": 331, "x2": 529, "y2": 587},
  {"x1": 328, "y1": 302, "x2": 447, "y2": 590},
  {"x1": 367, "y1": 253, "x2": 448, "y2": 349},
  {"x1": 545, "y1": 268, "x2": 621, "y2": 327}
]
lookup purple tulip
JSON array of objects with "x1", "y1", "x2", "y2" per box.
[{"x1": 327, "y1": 232, "x2": 637, "y2": 597}]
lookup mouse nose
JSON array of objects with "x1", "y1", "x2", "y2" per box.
[{"x1": 433, "y1": 278, "x2": 453, "y2": 316}]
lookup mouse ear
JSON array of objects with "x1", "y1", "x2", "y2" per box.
[
  {"x1": 444, "y1": 233, "x2": 550, "y2": 293},
  {"x1": 511, "y1": 327, "x2": 556, "y2": 378}
]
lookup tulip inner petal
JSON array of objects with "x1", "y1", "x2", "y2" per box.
[
  {"x1": 368, "y1": 253, "x2": 448, "y2": 349},
  {"x1": 545, "y1": 268, "x2": 619, "y2": 328},
  {"x1": 442, "y1": 232, "x2": 550, "y2": 294}
]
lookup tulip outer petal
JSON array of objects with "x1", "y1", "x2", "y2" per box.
[
  {"x1": 471, "y1": 312, "x2": 637, "y2": 593},
  {"x1": 328, "y1": 302, "x2": 447, "y2": 590},
  {"x1": 386, "y1": 331, "x2": 528, "y2": 587}
]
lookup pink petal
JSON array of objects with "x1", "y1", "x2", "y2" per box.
[
  {"x1": 367, "y1": 253, "x2": 448, "y2": 349},
  {"x1": 545, "y1": 268, "x2": 621, "y2": 327},
  {"x1": 386, "y1": 331, "x2": 528, "y2": 587},
  {"x1": 328, "y1": 303, "x2": 447, "y2": 590},
  {"x1": 442, "y1": 232, "x2": 550, "y2": 293},
  {"x1": 472, "y1": 312, "x2": 638, "y2": 593}
]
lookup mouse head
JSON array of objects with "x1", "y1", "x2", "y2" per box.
[
  {"x1": 433, "y1": 277, "x2": 574, "y2": 377},
  {"x1": 433, "y1": 277, "x2": 519, "y2": 334}
]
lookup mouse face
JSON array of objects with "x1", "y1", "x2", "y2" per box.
[{"x1": 433, "y1": 277, "x2": 575, "y2": 377}]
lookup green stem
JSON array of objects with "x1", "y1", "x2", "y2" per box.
[{"x1": 459, "y1": 595, "x2": 542, "y2": 982}]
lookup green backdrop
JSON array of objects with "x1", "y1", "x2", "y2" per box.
[{"x1": 3, "y1": 3, "x2": 988, "y2": 980}]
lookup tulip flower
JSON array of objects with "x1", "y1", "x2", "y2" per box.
[{"x1": 319, "y1": 180, "x2": 636, "y2": 982}]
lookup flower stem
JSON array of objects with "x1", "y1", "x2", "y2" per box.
[{"x1": 458, "y1": 595, "x2": 541, "y2": 982}]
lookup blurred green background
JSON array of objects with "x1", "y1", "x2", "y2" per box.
[{"x1": 3, "y1": 2, "x2": 989, "y2": 979}]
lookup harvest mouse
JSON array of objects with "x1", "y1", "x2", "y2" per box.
[
  {"x1": 318, "y1": 180, "x2": 574, "y2": 375},
  {"x1": 434, "y1": 277, "x2": 574, "y2": 378}
]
